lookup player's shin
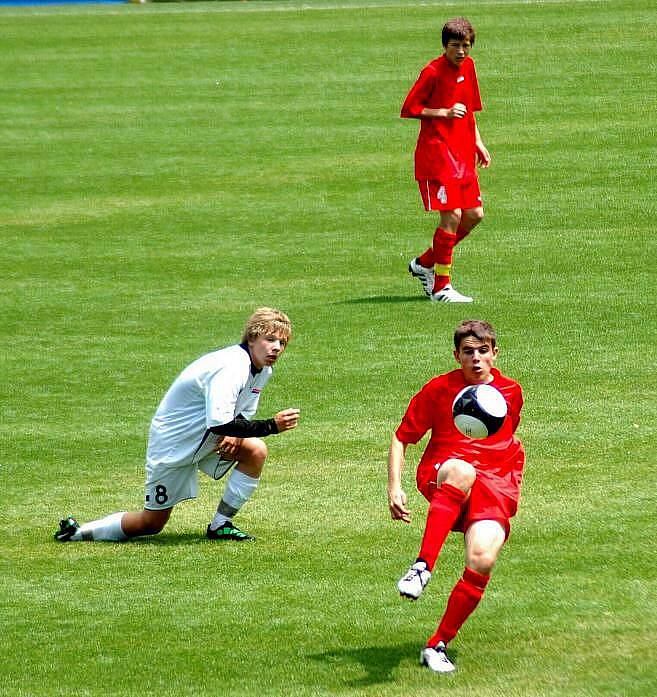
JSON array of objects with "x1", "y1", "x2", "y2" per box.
[
  {"x1": 417, "y1": 483, "x2": 466, "y2": 570},
  {"x1": 210, "y1": 468, "x2": 259, "y2": 529},
  {"x1": 417, "y1": 248, "x2": 435, "y2": 268},
  {"x1": 431, "y1": 227, "x2": 457, "y2": 290},
  {"x1": 428, "y1": 566, "x2": 490, "y2": 646},
  {"x1": 73, "y1": 512, "x2": 128, "y2": 542},
  {"x1": 455, "y1": 226, "x2": 470, "y2": 245}
]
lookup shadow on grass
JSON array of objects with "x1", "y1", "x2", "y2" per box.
[
  {"x1": 128, "y1": 532, "x2": 220, "y2": 546},
  {"x1": 335, "y1": 295, "x2": 427, "y2": 304},
  {"x1": 51, "y1": 531, "x2": 261, "y2": 548},
  {"x1": 309, "y1": 641, "x2": 448, "y2": 687}
]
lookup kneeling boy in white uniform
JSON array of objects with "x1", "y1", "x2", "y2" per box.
[{"x1": 55, "y1": 307, "x2": 299, "y2": 543}]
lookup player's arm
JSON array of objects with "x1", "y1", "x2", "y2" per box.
[
  {"x1": 388, "y1": 434, "x2": 411, "y2": 523},
  {"x1": 211, "y1": 409, "x2": 300, "y2": 459},
  {"x1": 401, "y1": 64, "x2": 467, "y2": 121},
  {"x1": 402, "y1": 91, "x2": 466, "y2": 120},
  {"x1": 419, "y1": 104, "x2": 468, "y2": 120},
  {"x1": 210, "y1": 409, "x2": 300, "y2": 438},
  {"x1": 474, "y1": 120, "x2": 491, "y2": 167},
  {"x1": 508, "y1": 386, "x2": 523, "y2": 432}
]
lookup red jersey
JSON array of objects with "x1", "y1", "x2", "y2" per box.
[
  {"x1": 395, "y1": 368, "x2": 524, "y2": 503},
  {"x1": 401, "y1": 54, "x2": 482, "y2": 182}
]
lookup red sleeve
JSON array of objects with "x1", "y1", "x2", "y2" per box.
[
  {"x1": 395, "y1": 382, "x2": 435, "y2": 444},
  {"x1": 508, "y1": 384, "x2": 524, "y2": 433},
  {"x1": 471, "y1": 62, "x2": 483, "y2": 112},
  {"x1": 400, "y1": 64, "x2": 435, "y2": 119}
]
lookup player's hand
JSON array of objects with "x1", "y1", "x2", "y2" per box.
[
  {"x1": 448, "y1": 102, "x2": 467, "y2": 119},
  {"x1": 476, "y1": 142, "x2": 491, "y2": 168},
  {"x1": 274, "y1": 408, "x2": 300, "y2": 432},
  {"x1": 215, "y1": 436, "x2": 243, "y2": 459},
  {"x1": 388, "y1": 487, "x2": 411, "y2": 523}
]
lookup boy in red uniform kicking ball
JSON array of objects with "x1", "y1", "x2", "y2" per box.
[
  {"x1": 387, "y1": 320, "x2": 524, "y2": 673},
  {"x1": 401, "y1": 17, "x2": 491, "y2": 303}
]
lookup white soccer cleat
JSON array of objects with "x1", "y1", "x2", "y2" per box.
[
  {"x1": 408, "y1": 258, "x2": 435, "y2": 297},
  {"x1": 420, "y1": 642, "x2": 455, "y2": 673},
  {"x1": 430, "y1": 284, "x2": 473, "y2": 303},
  {"x1": 397, "y1": 561, "x2": 431, "y2": 599}
]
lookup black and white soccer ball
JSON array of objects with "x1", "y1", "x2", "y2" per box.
[{"x1": 452, "y1": 384, "x2": 508, "y2": 439}]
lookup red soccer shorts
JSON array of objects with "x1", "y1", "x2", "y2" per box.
[
  {"x1": 418, "y1": 178, "x2": 482, "y2": 212},
  {"x1": 417, "y1": 464, "x2": 517, "y2": 539}
]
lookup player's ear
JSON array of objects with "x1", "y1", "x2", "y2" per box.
[{"x1": 453, "y1": 348, "x2": 462, "y2": 364}]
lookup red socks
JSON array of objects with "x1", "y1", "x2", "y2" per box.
[
  {"x1": 417, "y1": 224, "x2": 471, "y2": 289},
  {"x1": 417, "y1": 248, "x2": 434, "y2": 268},
  {"x1": 431, "y1": 227, "x2": 457, "y2": 290},
  {"x1": 417, "y1": 483, "x2": 466, "y2": 571},
  {"x1": 455, "y1": 224, "x2": 471, "y2": 245},
  {"x1": 427, "y1": 567, "x2": 490, "y2": 647}
]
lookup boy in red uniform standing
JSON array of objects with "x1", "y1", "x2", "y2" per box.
[
  {"x1": 387, "y1": 320, "x2": 524, "y2": 673},
  {"x1": 401, "y1": 18, "x2": 491, "y2": 303}
]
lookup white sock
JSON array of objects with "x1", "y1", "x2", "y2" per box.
[
  {"x1": 71, "y1": 512, "x2": 128, "y2": 542},
  {"x1": 210, "y1": 470, "x2": 259, "y2": 530}
]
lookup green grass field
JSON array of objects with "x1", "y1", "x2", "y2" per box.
[{"x1": 1, "y1": 0, "x2": 656, "y2": 694}]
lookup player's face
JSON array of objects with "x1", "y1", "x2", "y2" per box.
[
  {"x1": 248, "y1": 332, "x2": 287, "y2": 369},
  {"x1": 444, "y1": 38, "x2": 471, "y2": 67},
  {"x1": 454, "y1": 337, "x2": 498, "y2": 384}
]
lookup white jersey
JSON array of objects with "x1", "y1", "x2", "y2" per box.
[{"x1": 146, "y1": 344, "x2": 272, "y2": 471}]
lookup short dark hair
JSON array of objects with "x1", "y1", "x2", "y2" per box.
[
  {"x1": 454, "y1": 319, "x2": 496, "y2": 350},
  {"x1": 442, "y1": 17, "x2": 476, "y2": 47}
]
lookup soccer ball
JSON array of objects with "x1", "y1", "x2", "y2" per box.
[{"x1": 452, "y1": 384, "x2": 507, "y2": 439}]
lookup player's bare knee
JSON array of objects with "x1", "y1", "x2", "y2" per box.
[
  {"x1": 141, "y1": 522, "x2": 165, "y2": 536},
  {"x1": 465, "y1": 207, "x2": 484, "y2": 227},
  {"x1": 235, "y1": 438, "x2": 268, "y2": 477},
  {"x1": 466, "y1": 548, "x2": 497, "y2": 574},
  {"x1": 441, "y1": 209, "x2": 462, "y2": 230},
  {"x1": 247, "y1": 438, "x2": 268, "y2": 466},
  {"x1": 439, "y1": 458, "x2": 476, "y2": 492},
  {"x1": 137, "y1": 510, "x2": 169, "y2": 536}
]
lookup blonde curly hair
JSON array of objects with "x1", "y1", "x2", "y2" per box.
[{"x1": 242, "y1": 308, "x2": 292, "y2": 346}]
